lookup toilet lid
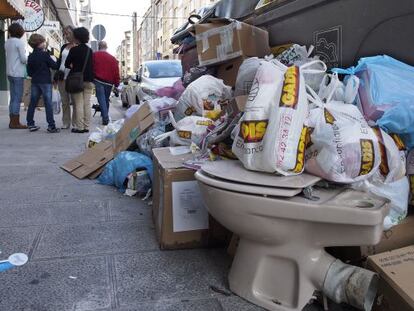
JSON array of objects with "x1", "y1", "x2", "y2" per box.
[{"x1": 201, "y1": 161, "x2": 321, "y2": 189}]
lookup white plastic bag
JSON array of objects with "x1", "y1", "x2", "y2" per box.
[
  {"x1": 52, "y1": 87, "x2": 61, "y2": 115},
  {"x1": 353, "y1": 176, "x2": 409, "y2": 230},
  {"x1": 87, "y1": 129, "x2": 103, "y2": 148},
  {"x1": 175, "y1": 75, "x2": 232, "y2": 121},
  {"x1": 156, "y1": 111, "x2": 214, "y2": 147},
  {"x1": 318, "y1": 74, "x2": 360, "y2": 105},
  {"x1": 235, "y1": 57, "x2": 261, "y2": 96},
  {"x1": 305, "y1": 89, "x2": 381, "y2": 183},
  {"x1": 233, "y1": 60, "x2": 326, "y2": 175},
  {"x1": 147, "y1": 97, "x2": 177, "y2": 121}
]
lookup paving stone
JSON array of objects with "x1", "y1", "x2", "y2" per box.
[
  {"x1": 114, "y1": 249, "x2": 230, "y2": 307},
  {"x1": 52, "y1": 183, "x2": 124, "y2": 202},
  {"x1": 34, "y1": 221, "x2": 158, "y2": 259},
  {"x1": 0, "y1": 201, "x2": 107, "y2": 228},
  {"x1": 0, "y1": 185, "x2": 56, "y2": 204},
  {"x1": 115, "y1": 298, "x2": 223, "y2": 311},
  {"x1": 109, "y1": 197, "x2": 153, "y2": 223},
  {"x1": 219, "y1": 296, "x2": 268, "y2": 310},
  {"x1": 0, "y1": 226, "x2": 40, "y2": 257},
  {"x1": 0, "y1": 257, "x2": 111, "y2": 311}
]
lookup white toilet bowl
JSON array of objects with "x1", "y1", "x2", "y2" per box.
[{"x1": 195, "y1": 161, "x2": 389, "y2": 311}]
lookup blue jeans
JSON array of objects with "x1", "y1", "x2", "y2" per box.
[
  {"x1": 95, "y1": 81, "x2": 112, "y2": 123},
  {"x1": 7, "y1": 76, "x2": 24, "y2": 115},
  {"x1": 27, "y1": 83, "x2": 55, "y2": 128}
]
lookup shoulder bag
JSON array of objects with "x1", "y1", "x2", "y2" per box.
[{"x1": 65, "y1": 48, "x2": 90, "y2": 94}]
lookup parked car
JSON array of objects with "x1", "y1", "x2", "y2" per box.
[{"x1": 133, "y1": 60, "x2": 182, "y2": 104}]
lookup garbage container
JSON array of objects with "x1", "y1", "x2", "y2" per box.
[{"x1": 252, "y1": 0, "x2": 414, "y2": 68}]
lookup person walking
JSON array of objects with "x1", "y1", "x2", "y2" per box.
[
  {"x1": 65, "y1": 27, "x2": 94, "y2": 134},
  {"x1": 93, "y1": 41, "x2": 120, "y2": 125},
  {"x1": 4, "y1": 23, "x2": 27, "y2": 129},
  {"x1": 26, "y1": 34, "x2": 60, "y2": 133},
  {"x1": 55, "y1": 26, "x2": 77, "y2": 129}
]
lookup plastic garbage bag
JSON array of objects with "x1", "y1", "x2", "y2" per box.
[
  {"x1": 87, "y1": 129, "x2": 103, "y2": 148},
  {"x1": 305, "y1": 87, "x2": 381, "y2": 183},
  {"x1": 377, "y1": 102, "x2": 414, "y2": 149},
  {"x1": 103, "y1": 119, "x2": 124, "y2": 140},
  {"x1": 147, "y1": 97, "x2": 177, "y2": 121},
  {"x1": 333, "y1": 55, "x2": 414, "y2": 121},
  {"x1": 98, "y1": 151, "x2": 153, "y2": 192},
  {"x1": 407, "y1": 149, "x2": 414, "y2": 206},
  {"x1": 353, "y1": 176, "x2": 409, "y2": 230},
  {"x1": 155, "y1": 111, "x2": 214, "y2": 147},
  {"x1": 136, "y1": 123, "x2": 168, "y2": 157},
  {"x1": 318, "y1": 74, "x2": 360, "y2": 105},
  {"x1": 155, "y1": 79, "x2": 185, "y2": 100},
  {"x1": 125, "y1": 105, "x2": 140, "y2": 119},
  {"x1": 175, "y1": 75, "x2": 232, "y2": 121},
  {"x1": 235, "y1": 57, "x2": 261, "y2": 96},
  {"x1": 232, "y1": 60, "x2": 326, "y2": 175},
  {"x1": 52, "y1": 86, "x2": 61, "y2": 114}
]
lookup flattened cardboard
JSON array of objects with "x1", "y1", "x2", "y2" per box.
[
  {"x1": 113, "y1": 103, "x2": 153, "y2": 154},
  {"x1": 195, "y1": 19, "x2": 270, "y2": 67},
  {"x1": 367, "y1": 246, "x2": 414, "y2": 311},
  {"x1": 152, "y1": 147, "x2": 231, "y2": 250},
  {"x1": 62, "y1": 104, "x2": 154, "y2": 179},
  {"x1": 61, "y1": 141, "x2": 114, "y2": 179}
]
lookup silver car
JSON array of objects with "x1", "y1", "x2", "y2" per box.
[{"x1": 134, "y1": 60, "x2": 182, "y2": 104}]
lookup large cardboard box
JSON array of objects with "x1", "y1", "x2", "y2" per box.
[
  {"x1": 195, "y1": 19, "x2": 270, "y2": 67},
  {"x1": 62, "y1": 103, "x2": 154, "y2": 179},
  {"x1": 152, "y1": 147, "x2": 231, "y2": 250},
  {"x1": 216, "y1": 56, "x2": 245, "y2": 87},
  {"x1": 367, "y1": 246, "x2": 414, "y2": 311},
  {"x1": 327, "y1": 215, "x2": 414, "y2": 262}
]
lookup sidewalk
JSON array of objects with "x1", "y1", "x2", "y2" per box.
[{"x1": 0, "y1": 97, "x2": 267, "y2": 311}]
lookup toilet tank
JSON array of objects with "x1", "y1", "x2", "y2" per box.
[{"x1": 252, "y1": 0, "x2": 414, "y2": 68}]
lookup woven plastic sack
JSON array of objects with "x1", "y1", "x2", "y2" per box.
[
  {"x1": 175, "y1": 75, "x2": 232, "y2": 121},
  {"x1": 305, "y1": 88, "x2": 381, "y2": 183},
  {"x1": 232, "y1": 59, "x2": 326, "y2": 175}
]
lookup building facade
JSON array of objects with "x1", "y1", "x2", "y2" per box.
[
  {"x1": 136, "y1": 0, "x2": 216, "y2": 66},
  {"x1": 118, "y1": 30, "x2": 133, "y2": 79},
  {"x1": 0, "y1": 0, "x2": 89, "y2": 106}
]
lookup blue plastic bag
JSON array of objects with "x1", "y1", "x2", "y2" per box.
[
  {"x1": 333, "y1": 56, "x2": 414, "y2": 107},
  {"x1": 98, "y1": 151, "x2": 153, "y2": 192},
  {"x1": 333, "y1": 55, "x2": 414, "y2": 147}
]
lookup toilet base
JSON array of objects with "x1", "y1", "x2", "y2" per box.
[{"x1": 228, "y1": 239, "x2": 336, "y2": 311}]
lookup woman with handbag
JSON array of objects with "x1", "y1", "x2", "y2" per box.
[
  {"x1": 55, "y1": 26, "x2": 76, "y2": 129},
  {"x1": 65, "y1": 27, "x2": 94, "y2": 133}
]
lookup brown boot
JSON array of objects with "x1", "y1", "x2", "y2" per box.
[{"x1": 9, "y1": 114, "x2": 28, "y2": 129}]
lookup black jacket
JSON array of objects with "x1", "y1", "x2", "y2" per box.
[
  {"x1": 65, "y1": 44, "x2": 94, "y2": 82},
  {"x1": 27, "y1": 48, "x2": 59, "y2": 84}
]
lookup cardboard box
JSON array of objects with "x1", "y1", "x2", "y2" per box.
[
  {"x1": 367, "y1": 246, "x2": 414, "y2": 311},
  {"x1": 216, "y1": 56, "x2": 245, "y2": 87},
  {"x1": 327, "y1": 215, "x2": 414, "y2": 263},
  {"x1": 62, "y1": 103, "x2": 154, "y2": 179},
  {"x1": 152, "y1": 147, "x2": 231, "y2": 250},
  {"x1": 195, "y1": 19, "x2": 270, "y2": 67}
]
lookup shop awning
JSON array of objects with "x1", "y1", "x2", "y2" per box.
[{"x1": 0, "y1": 0, "x2": 25, "y2": 19}]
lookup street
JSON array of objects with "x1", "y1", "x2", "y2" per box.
[{"x1": 0, "y1": 97, "x2": 266, "y2": 311}]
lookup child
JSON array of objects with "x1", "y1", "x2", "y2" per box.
[{"x1": 26, "y1": 34, "x2": 60, "y2": 133}]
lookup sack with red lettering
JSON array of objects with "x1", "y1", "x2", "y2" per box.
[
  {"x1": 305, "y1": 88, "x2": 381, "y2": 183},
  {"x1": 232, "y1": 60, "x2": 326, "y2": 175}
]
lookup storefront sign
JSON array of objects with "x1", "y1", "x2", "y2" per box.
[
  {"x1": 16, "y1": 1, "x2": 45, "y2": 32},
  {"x1": 42, "y1": 20, "x2": 60, "y2": 32}
]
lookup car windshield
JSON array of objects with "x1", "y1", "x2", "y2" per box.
[{"x1": 146, "y1": 61, "x2": 182, "y2": 79}]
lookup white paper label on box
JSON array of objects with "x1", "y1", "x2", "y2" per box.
[
  {"x1": 172, "y1": 181, "x2": 209, "y2": 232},
  {"x1": 169, "y1": 146, "x2": 191, "y2": 156}
]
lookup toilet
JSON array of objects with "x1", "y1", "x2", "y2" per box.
[{"x1": 195, "y1": 160, "x2": 389, "y2": 311}]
